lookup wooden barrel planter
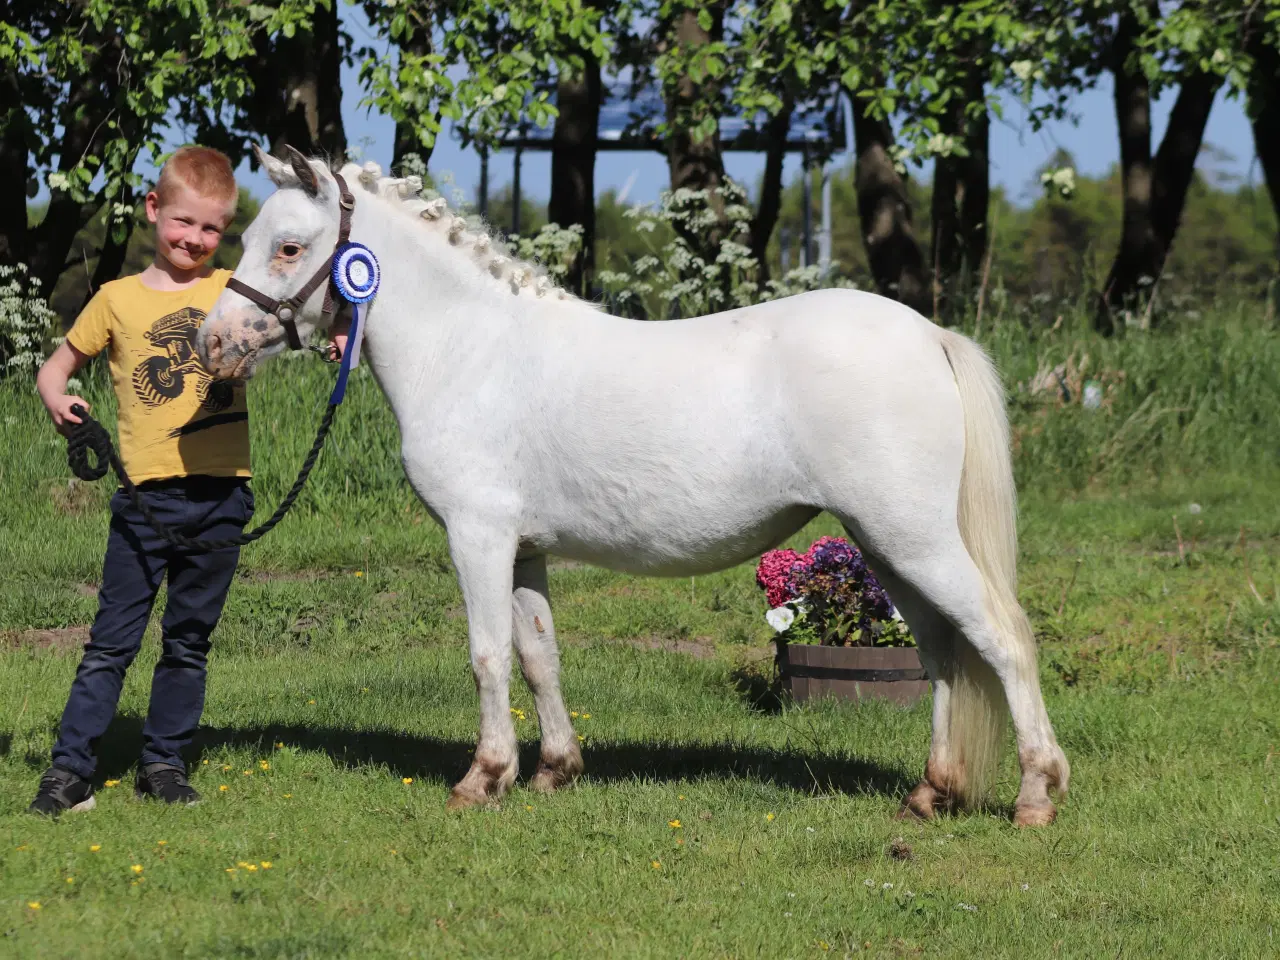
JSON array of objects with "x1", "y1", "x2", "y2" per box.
[{"x1": 775, "y1": 641, "x2": 930, "y2": 706}]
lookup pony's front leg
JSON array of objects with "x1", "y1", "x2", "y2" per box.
[
  {"x1": 511, "y1": 555, "x2": 582, "y2": 792},
  {"x1": 446, "y1": 523, "x2": 519, "y2": 810}
]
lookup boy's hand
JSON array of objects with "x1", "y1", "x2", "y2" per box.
[
  {"x1": 48, "y1": 395, "x2": 91, "y2": 436},
  {"x1": 327, "y1": 314, "x2": 351, "y2": 362}
]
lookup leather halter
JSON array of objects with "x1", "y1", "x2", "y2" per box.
[{"x1": 225, "y1": 172, "x2": 356, "y2": 351}]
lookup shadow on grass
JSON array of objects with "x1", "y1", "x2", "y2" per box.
[{"x1": 29, "y1": 714, "x2": 915, "y2": 800}]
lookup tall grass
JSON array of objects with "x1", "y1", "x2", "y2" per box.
[{"x1": 2, "y1": 301, "x2": 1276, "y2": 532}]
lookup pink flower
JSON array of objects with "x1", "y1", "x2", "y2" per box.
[{"x1": 756, "y1": 549, "x2": 804, "y2": 607}]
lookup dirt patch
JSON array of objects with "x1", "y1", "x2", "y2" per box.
[
  {"x1": 50, "y1": 479, "x2": 102, "y2": 517},
  {"x1": 75, "y1": 583, "x2": 99, "y2": 598},
  {"x1": 621, "y1": 636, "x2": 718, "y2": 659},
  {"x1": 242, "y1": 569, "x2": 333, "y2": 584},
  {"x1": 2, "y1": 626, "x2": 91, "y2": 652}
]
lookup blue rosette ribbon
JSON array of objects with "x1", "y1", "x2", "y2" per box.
[{"x1": 329, "y1": 242, "x2": 379, "y2": 404}]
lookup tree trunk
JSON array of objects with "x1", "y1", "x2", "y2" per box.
[
  {"x1": 930, "y1": 65, "x2": 989, "y2": 319},
  {"x1": 250, "y1": 0, "x2": 347, "y2": 161},
  {"x1": 849, "y1": 91, "x2": 930, "y2": 316},
  {"x1": 548, "y1": 57, "x2": 602, "y2": 295},
  {"x1": 663, "y1": 5, "x2": 731, "y2": 254},
  {"x1": 27, "y1": 72, "x2": 108, "y2": 296},
  {"x1": 749, "y1": 97, "x2": 794, "y2": 281},
  {"x1": 1097, "y1": 9, "x2": 1220, "y2": 331},
  {"x1": 80, "y1": 189, "x2": 137, "y2": 312},
  {"x1": 1244, "y1": 11, "x2": 1280, "y2": 261},
  {"x1": 0, "y1": 62, "x2": 28, "y2": 268}
]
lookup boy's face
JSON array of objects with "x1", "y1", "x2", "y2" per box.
[{"x1": 146, "y1": 183, "x2": 236, "y2": 272}]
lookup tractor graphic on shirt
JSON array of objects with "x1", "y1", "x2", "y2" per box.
[{"x1": 131, "y1": 307, "x2": 235, "y2": 412}]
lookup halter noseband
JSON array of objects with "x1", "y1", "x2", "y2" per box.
[{"x1": 224, "y1": 171, "x2": 356, "y2": 352}]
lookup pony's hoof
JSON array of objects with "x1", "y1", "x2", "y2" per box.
[
  {"x1": 1013, "y1": 802, "x2": 1057, "y2": 828},
  {"x1": 898, "y1": 781, "x2": 941, "y2": 820},
  {"x1": 529, "y1": 765, "x2": 569, "y2": 793},
  {"x1": 529, "y1": 757, "x2": 582, "y2": 794},
  {"x1": 446, "y1": 785, "x2": 488, "y2": 810}
]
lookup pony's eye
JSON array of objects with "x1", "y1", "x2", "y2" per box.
[{"x1": 278, "y1": 242, "x2": 303, "y2": 260}]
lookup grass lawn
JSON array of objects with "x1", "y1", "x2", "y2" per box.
[{"x1": 1, "y1": 342, "x2": 1278, "y2": 957}]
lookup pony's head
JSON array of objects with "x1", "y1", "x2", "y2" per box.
[{"x1": 196, "y1": 145, "x2": 343, "y2": 379}]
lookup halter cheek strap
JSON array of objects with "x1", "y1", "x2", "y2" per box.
[{"x1": 225, "y1": 172, "x2": 356, "y2": 351}]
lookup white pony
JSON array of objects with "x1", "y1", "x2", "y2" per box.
[{"x1": 197, "y1": 147, "x2": 1069, "y2": 826}]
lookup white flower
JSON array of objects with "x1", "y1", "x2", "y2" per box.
[
  {"x1": 765, "y1": 606, "x2": 795, "y2": 633},
  {"x1": 1011, "y1": 60, "x2": 1034, "y2": 81}
]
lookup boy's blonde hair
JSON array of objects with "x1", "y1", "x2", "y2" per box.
[{"x1": 155, "y1": 146, "x2": 238, "y2": 210}]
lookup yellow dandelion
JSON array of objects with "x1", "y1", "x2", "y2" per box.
[
  {"x1": 275, "y1": 742, "x2": 285, "y2": 749},
  {"x1": 259, "y1": 761, "x2": 270, "y2": 770},
  {"x1": 581, "y1": 713, "x2": 591, "y2": 719},
  {"x1": 89, "y1": 845, "x2": 101, "y2": 853},
  {"x1": 131, "y1": 878, "x2": 144, "y2": 886},
  {"x1": 222, "y1": 765, "x2": 232, "y2": 772},
  {"x1": 307, "y1": 699, "x2": 316, "y2": 705},
  {"x1": 766, "y1": 812, "x2": 775, "y2": 821},
  {"x1": 201, "y1": 759, "x2": 209, "y2": 765},
  {"x1": 354, "y1": 571, "x2": 364, "y2": 578},
  {"x1": 260, "y1": 861, "x2": 272, "y2": 869},
  {"x1": 577, "y1": 735, "x2": 585, "y2": 742},
  {"x1": 27, "y1": 902, "x2": 40, "y2": 910},
  {"x1": 65, "y1": 877, "x2": 75, "y2": 884},
  {"x1": 678, "y1": 795, "x2": 686, "y2": 800},
  {"x1": 402, "y1": 777, "x2": 413, "y2": 785},
  {"x1": 225, "y1": 868, "x2": 236, "y2": 874},
  {"x1": 157, "y1": 840, "x2": 167, "y2": 846},
  {"x1": 651, "y1": 860, "x2": 661, "y2": 870},
  {"x1": 524, "y1": 805, "x2": 533, "y2": 812},
  {"x1": 282, "y1": 793, "x2": 292, "y2": 799},
  {"x1": 14, "y1": 845, "x2": 26, "y2": 851},
  {"x1": 219, "y1": 785, "x2": 228, "y2": 792},
  {"x1": 130, "y1": 864, "x2": 143, "y2": 874},
  {"x1": 570, "y1": 711, "x2": 579, "y2": 718},
  {"x1": 668, "y1": 819, "x2": 682, "y2": 828},
  {"x1": 104, "y1": 780, "x2": 120, "y2": 788},
  {"x1": 237, "y1": 861, "x2": 251, "y2": 869},
  {"x1": 245, "y1": 864, "x2": 258, "y2": 872}
]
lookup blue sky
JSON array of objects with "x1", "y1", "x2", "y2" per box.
[{"x1": 227, "y1": 6, "x2": 1259, "y2": 209}]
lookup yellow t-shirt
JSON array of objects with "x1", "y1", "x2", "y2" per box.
[{"x1": 66, "y1": 270, "x2": 251, "y2": 483}]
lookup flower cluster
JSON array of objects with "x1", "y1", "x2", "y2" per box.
[
  {"x1": 756, "y1": 536, "x2": 911, "y2": 647},
  {"x1": 0, "y1": 263, "x2": 56, "y2": 378},
  {"x1": 594, "y1": 182, "x2": 858, "y2": 320}
]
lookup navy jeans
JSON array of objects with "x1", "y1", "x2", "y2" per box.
[{"x1": 52, "y1": 477, "x2": 254, "y2": 778}]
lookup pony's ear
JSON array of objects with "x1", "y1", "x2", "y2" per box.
[
  {"x1": 253, "y1": 144, "x2": 292, "y2": 187},
  {"x1": 283, "y1": 144, "x2": 320, "y2": 197}
]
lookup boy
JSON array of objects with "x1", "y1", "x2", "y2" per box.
[{"x1": 29, "y1": 146, "x2": 254, "y2": 815}]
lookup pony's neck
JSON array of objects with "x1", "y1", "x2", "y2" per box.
[{"x1": 346, "y1": 201, "x2": 476, "y2": 402}]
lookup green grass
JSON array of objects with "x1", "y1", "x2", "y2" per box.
[{"x1": 1, "y1": 311, "x2": 1279, "y2": 956}]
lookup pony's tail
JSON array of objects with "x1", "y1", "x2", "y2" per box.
[{"x1": 935, "y1": 328, "x2": 1057, "y2": 807}]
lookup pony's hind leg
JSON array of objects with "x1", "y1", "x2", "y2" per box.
[
  {"x1": 887, "y1": 539, "x2": 1068, "y2": 825},
  {"x1": 862, "y1": 564, "x2": 962, "y2": 819},
  {"x1": 511, "y1": 555, "x2": 582, "y2": 792},
  {"x1": 845, "y1": 512, "x2": 1067, "y2": 824}
]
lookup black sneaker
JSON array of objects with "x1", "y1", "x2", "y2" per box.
[
  {"x1": 28, "y1": 766, "x2": 96, "y2": 817},
  {"x1": 135, "y1": 763, "x2": 201, "y2": 805}
]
